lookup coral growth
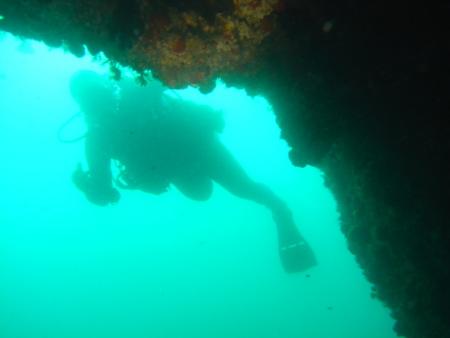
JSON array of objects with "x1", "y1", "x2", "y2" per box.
[{"x1": 126, "y1": 0, "x2": 280, "y2": 89}]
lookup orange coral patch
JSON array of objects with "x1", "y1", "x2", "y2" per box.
[
  {"x1": 249, "y1": 0, "x2": 261, "y2": 9},
  {"x1": 274, "y1": 0, "x2": 286, "y2": 12},
  {"x1": 172, "y1": 37, "x2": 186, "y2": 53},
  {"x1": 260, "y1": 16, "x2": 274, "y2": 34}
]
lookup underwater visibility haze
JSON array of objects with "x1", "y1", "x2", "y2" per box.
[{"x1": 1, "y1": 33, "x2": 398, "y2": 338}]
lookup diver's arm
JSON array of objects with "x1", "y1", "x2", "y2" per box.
[
  {"x1": 85, "y1": 128, "x2": 113, "y2": 188},
  {"x1": 73, "y1": 127, "x2": 120, "y2": 206}
]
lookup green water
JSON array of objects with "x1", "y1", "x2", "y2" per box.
[{"x1": 0, "y1": 33, "x2": 397, "y2": 338}]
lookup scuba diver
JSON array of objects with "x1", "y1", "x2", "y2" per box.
[{"x1": 69, "y1": 69, "x2": 316, "y2": 273}]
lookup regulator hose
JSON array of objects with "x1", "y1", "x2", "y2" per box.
[{"x1": 57, "y1": 112, "x2": 86, "y2": 143}]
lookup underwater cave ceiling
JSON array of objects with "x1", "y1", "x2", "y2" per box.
[{"x1": 1, "y1": 1, "x2": 450, "y2": 337}]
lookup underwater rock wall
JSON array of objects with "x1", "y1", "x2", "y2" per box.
[
  {"x1": 1, "y1": 1, "x2": 450, "y2": 337},
  {"x1": 0, "y1": 0, "x2": 281, "y2": 90}
]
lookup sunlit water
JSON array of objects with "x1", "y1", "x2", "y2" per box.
[{"x1": 0, "y1": 33, "x2": 397, "y2": 338}]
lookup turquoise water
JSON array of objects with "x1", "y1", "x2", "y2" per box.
[{"x1": 0, "y1": 33, "x2": 397, "y2": 338}]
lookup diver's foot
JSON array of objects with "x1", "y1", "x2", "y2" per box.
[
  {"x1": 273, "y1": 209, "x2": 317, "y2": 273},
  {"x1": 279, "y1": 236, "x2": 317, "y2": 273}
]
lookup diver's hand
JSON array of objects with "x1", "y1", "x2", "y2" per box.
[
  {"x1": 72, "y1": 165, "x2": 120, "y2": 206},
  {"x1": 72, "y1": 164, "x2": 90, "y2": 193}
]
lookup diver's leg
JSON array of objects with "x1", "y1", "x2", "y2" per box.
[
  {"x1": 206, "y1": 140, "x2": 287, "y2": 212},
  {"x1": 207, "y1": 140, "x2": 316, "y2": 272},
  {"x1": 207, "y1": 144, "x2": 298, "y2": 238}
]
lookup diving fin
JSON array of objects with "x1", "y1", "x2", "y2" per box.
[
  {"x1": 279, "y1": 236, "x2": 317, "y2": 273},
  {"x1": 273, "y1": 209, "x2": 317, "y2": 273}
]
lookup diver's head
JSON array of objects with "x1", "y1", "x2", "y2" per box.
[{"x1": 69, "y1": 70, "x2": 117, "y2": 123}]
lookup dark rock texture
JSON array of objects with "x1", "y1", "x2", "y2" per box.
[{"x1": 1, "y1": 1, "x2": 449, "y2": 337}]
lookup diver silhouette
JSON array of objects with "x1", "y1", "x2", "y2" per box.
[{"x1": 69, "y1": 70, "x2": 316, "y2": 273}]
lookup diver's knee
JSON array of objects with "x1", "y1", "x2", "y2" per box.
[
  {"x1": 191, "y1": 192, "x2": 211, "y2": 201},
  {"x1": 188, "y1": 184, "x2": 213, "y2": 201},
  {"x1": 175, "y1": 179, "x2": 213, "y2": 201}
]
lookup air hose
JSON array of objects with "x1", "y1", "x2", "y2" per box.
[{"x1": 57, "y1": 112, "x2": 86, "y2": 143}]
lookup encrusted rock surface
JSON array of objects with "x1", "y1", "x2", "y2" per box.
[{"x1": 1, "y1": 1, "x2": 449, "y2": 337}]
